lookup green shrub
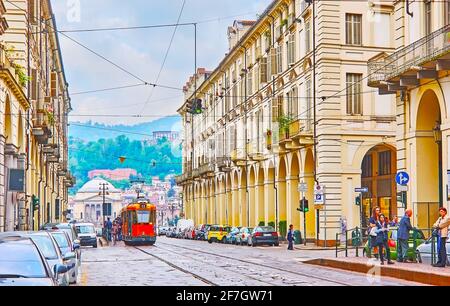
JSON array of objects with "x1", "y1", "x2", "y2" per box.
[
  {"x1": 279, "y1": 220, "x2": 287, "y2": 238},
  {"x1": 268, "y1": 221, "x2": 275, "y2": 228},
  {"x1": 258, "y1": 221, "x2": 265, "y2": 226}
]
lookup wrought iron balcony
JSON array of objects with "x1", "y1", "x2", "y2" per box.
[
  {"x1": 368, "y1": 24, "x2": 450, "y2": 92},
  {"x1": 198, "y1": 161, "x2": 215, "y2": 177}
]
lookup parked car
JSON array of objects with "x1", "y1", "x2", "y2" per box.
[
  {"x1": 42, "y1": 223, "x2": 81, "y2": 260},
  {"x1": 235, "y1": 227, "x2": 254, "y2": 246},
  {"x1": 363, "y1": 227, "x2": 426, "y2": 261},
  {"x1": 49, "y1": 230, "x2": 80, "y2": 284},
  {"x1": 225, "y1": 227, "x2": 241, "y2": 244},
  {"x1": 0, "y1": 236, "x2": 68, "y2": 286},
  {"x1": 158, "y1": 227, "x2": 169, "y2": 236},
  {"x1": 74, "y1": 223, "x2": 98, "y2": 248},
  {"x1": 207, "y1": 225, "x2": 231, "y2": 243},
  {"x1": 416, "y1": 236, "x2": 450, "y2": 265},
  {"x1": 0, "y1": 232, "x2": 73, "y2": 286},
  {"x1": 202, "y1": 224, "x2": 212, "y2": 241},
  {"x1": 184, "y1": 226, "x2": 196, "y2": 239},
  {"x1": 248, "y1": 226, "x2": 279, "y2": 247}
]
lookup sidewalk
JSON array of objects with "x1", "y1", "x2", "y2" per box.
[{"x1": 303, "y1": 256, "x2": 450, "y2": 285}]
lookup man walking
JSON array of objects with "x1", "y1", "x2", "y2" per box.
[
  {"x1": 432, "y1": 207, "x2": 450, "y2": 267},
  {"x1": 106, "y1": 217, "x2": 113, "y2": 241},
  {"x1": 397, "y1": 209, "x2": 413, "y2": 263},
  {"x1": 287, "y1": 224, "x2": 294, "y2": 250}
]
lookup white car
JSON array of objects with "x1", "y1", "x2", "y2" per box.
[
  {"x1": 416, "y1": 236, "x2": 450, "y2": 265},
  {"x1": 49, "y1": 231, "x2": 80, "y2": 284},
  {"x1": 74, "y1": 223, "x2": 98, "y2": 248}
]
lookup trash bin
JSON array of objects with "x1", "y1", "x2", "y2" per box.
[
  {"x1": 351, "y1": 229, "x2": 362, "y2": 246},
  {"x1": 293, "y1": 230, "x2": 302, "y2": 245}
]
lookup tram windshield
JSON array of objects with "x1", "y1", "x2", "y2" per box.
[{"x1": 136, "y1": 210, "x2": 150, "y2": 223}]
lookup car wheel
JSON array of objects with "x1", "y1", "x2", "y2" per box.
[
  {"x1": 275, "y1": 243, "x2": 279, "y2": 247},
  {"x1": 208, "y1": 239, "x2": 212, "y2": 244}
]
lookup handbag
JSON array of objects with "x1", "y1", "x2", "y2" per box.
[{"x1": 369, "y1": 226, "x2": 377, "y2": 237}]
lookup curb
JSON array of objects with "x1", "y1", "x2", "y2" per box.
[
  {"x1": 98, "y1": 237, "x2": 108, "y2": 247},
  {"x1": 303, "y1": 258, "x2": 450, "y2": 286}
]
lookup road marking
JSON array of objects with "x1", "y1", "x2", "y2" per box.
[{"x1": 81, "y1": 268, "x2": 88, "y2": 286}]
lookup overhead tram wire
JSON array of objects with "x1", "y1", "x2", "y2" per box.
[
  {"x1": 4, "y1": 0, "x2": 183, "y2": 93},
  {"x1": 139, "y1": 0, "x2": 187, "y2": 115}
]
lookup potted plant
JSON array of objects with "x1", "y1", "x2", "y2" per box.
[
  {"x1": 277, "y1": 114, "x2": 293, "y2": 139},
  {"x1": 281, "y1": 18, "x2": 288, "y2": 28}
]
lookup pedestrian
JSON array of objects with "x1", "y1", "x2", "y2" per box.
[
  {"x1": 375, "y1": 214, "x2": 394, "y2": 265},
  {"x1": 287, "y1": 224, "x2": 294, "y2": 250},
  {"x1": 397, "y1": 209, "x2": 413, "y2": 263},
  {"x1": 432, "y1": 207, "x2": 450, "y2": 267},
  {"x1": 106, "y1": 217, "x2": 113, "y2": 241},
  {"x1": 389, "y1": 216, "x2": 399, "y2": 227},
  {"x1": 112, "y1": 221, "x2": 119, "y2": 245},
  {"x1": 367, "y1": 207, "x2": 381, "y2": 258}
]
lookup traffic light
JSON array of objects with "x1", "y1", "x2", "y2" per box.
[
  {"x1": 32, "y1": 195, "x2": 40, "y2": 211},
  {"x1": 187, "y1": 99, "x2": 203, "y2": 115},
  {"x1": 297, "y1": 198, "x2": 309, "y2": 213},
  {"x1": 355, "y1": 195, "x2": 361, "y2": 206}
]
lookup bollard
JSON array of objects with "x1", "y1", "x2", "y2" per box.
[{"x1": 345, "y1": 230, "x2": 348, "y2": 257}]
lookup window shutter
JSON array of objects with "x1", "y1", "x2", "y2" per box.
[
  {"x1": 31, "y1": 69, "x2": 37, "y2": 101},
  {"x1": 51, "y1": 72, "x2": 57, "y2": 98},
  {"x1": 260, "y1": 57, "x2": 267, "y2": 83},
  {"x1": 271, "y1": 97, "x2": 278, "y2": 122},
  {"x1": 28, "y1": 0, "x2": 37, "y2": 25},
  {"x1": 270, "y1": 48, "x2": 277, "y2": 77}
]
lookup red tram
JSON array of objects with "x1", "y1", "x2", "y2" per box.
[{"x1": 120, "y1": 200, "x2": 157, "y2": 246}]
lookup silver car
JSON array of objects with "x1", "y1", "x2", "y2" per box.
[
  {"x1": 0, "y1": 231, "x2": 72, "y2": 286},
  {"x1": 49, "y1": 231, "x2": 80, "y2": 284},
  {"x1": 416, "y1": 237, "x2": 450, "y2": 265},
  {"x1": 0, "y1": 236, "x2": 68, "y2": 286}
]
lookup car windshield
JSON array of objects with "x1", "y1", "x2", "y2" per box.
[
  {"x1": 30, "y1": 235, "x2": 58, "y2": 260},
  {"x1": 75, "y1": 225, "x2": 95, "y2": 234},
  {"x1": 51, "y1": 233, "x2": 69, "y2": 249},
  {"x1": 0, "y1": 241, "x2": 48, "y2": 278},
  {"x1": 259, "y1": 226, "x2": 275, "y2": 232},
  {"x1": 136, "y1": 210, "x2": 150, "y2": 223},
  {"x1": 58, "y1": 228, "x2": 75, "y2": 242}
]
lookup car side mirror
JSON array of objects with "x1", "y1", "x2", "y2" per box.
[
  {"x1": 64, "y1": 251, "x2": 76, "y2": 261},
  {"x1": 54, "y1": 264, "x2": 69, "y2": 275}
]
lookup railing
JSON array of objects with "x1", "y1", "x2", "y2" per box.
[
  {"x1": 335, "y1": 227, "x2": 365, "y2": 258},
  {"x1": 368, "y1": 24, "x2": 450, "y2": 84},
  {"x1": 300, "y1": 0, "x2": 311, "y2": 15}
]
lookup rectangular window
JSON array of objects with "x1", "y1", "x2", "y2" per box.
[
  {"x1": 378, "y1": 151, "x2": 391, "y2": 176},
  {"x1": 305, "y1": 21, "x2": 311, "y2": 53},
  {"x1": 289, "y1": 86, "x2": 299, "y2": 117},
  {"x1": 446, "y1": 0, "x2": 450, "y2": 25},
  {"x1": 346, "y1": 73, "x2": 363, "y2": 115},
  {"x1": 288, "y1": 33, "x2": 296, "y2": 66},
  {"x1": 270, "y1": 47, "x2": 277, "y2": 77},
  {"x1": 232, "y1": 82, "x2": 238, "y2": 108},
  {"x1": 239, "y1": 79, "x2": 245, "y2": 104},
  {"x1": 247, "y1": 69, "x2": 253, "y2": 96},
  {"x1": 28, "y1": 0, "x2": 37, "y2": 25},
  {"x1": 271, "y1": 97, "x2": 278, "y2": 123},
  {"x1": 306, "y1": 78, "x2": 312, "y2": 131},
  {"x1": 425, "y1": 0, "x2": 432, "y2": 35},
  {"x1": 362, "y1": 154, "x2": 373, "y2": 178},
  {"x1": 260, "y1": 57, "x2": 268, "y2": 84},
  {"x1": 277, "y1": 44, "x2": 283, "y2": 73},
  {"x1": 345, "y1": 14, "x2": 362, "y2": 45},
  {"x1": 277, "y1": 95, "x2": 284, "y2": 118}
]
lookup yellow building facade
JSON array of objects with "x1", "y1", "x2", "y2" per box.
[
  {"x1": 0, "y1": 0, "x2": 73, "y2": 232},
  {"x1": 368, "y1": 0, "x2": 450, "y2": 231},
  {"x1": 177, "y1": 0, "x2": 399, "y2": 245}
]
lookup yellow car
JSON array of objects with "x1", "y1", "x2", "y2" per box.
[{"x1": 207, "y1": 225, "x2": 231, "y2": 243}]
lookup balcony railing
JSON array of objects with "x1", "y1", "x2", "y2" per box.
[
  {"x1": 368, "y1": 24, "x2": 450, "y2": 86},
  {"x1": 300, "y1": 0, "x2": 311, "y2": 15}
]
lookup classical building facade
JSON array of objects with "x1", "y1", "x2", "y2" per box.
[
  {"x1": 0, "y1": 0, "x2": 73, "y2": 232},
  {"x1": 368, "y1": 0, "x2": 450, "y2": 231},
  {"x1": 176, "y1": 0, "x2": 398, "y2": 245}
]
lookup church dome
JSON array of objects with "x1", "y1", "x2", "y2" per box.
[{"x1": 77, "y1": 177, "x2": 120, "y2": 193}]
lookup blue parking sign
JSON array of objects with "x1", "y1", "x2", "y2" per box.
[{"x1": 396, "y1": 171, "x2": 409, "y2": 185}]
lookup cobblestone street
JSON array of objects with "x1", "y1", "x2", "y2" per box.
[{"x1": 77, "y1": 237, "x2": 422, "y2": 286}]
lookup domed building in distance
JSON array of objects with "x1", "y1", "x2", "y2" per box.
[{"x1": 73, "y1": 177, "x2": 123, "y2": 226}]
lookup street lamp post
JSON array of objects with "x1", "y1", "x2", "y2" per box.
[{"x1": 433, "y1": 121, "x2": 443, "y2": 208}]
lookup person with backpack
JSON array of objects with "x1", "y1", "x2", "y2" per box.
[{"x1": 375, "y1": 214, "x2": 394, "y2": 265}]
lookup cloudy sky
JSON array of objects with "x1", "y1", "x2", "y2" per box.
[{"x1": 51, "y1": 0, "x2": 272, "y2": 125}]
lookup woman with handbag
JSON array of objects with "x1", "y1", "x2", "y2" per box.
[
  {"x1": 367, "y1": 207, "x2": 381, "y2": 258},
  {"x1": 375, "y1": 214, "x2": 394, "y2": 265}
]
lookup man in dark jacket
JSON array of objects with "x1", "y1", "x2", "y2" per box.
[
  {"x1": 397, "y1": 209, "x2": 413, "y2": 262},
  {"x1": 287, "y1": 224, "x2": 294, "y2": 250}
]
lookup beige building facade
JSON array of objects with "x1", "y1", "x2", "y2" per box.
[
  {"x1": 368, "y1": 0, "x2": 450, "y2": 232},
  {"x1": 177, "y1": 0, "x2": 400, "y2": 245},
  {"x1": 0, "y1": 0, "x2": 73, "y2": 232}
]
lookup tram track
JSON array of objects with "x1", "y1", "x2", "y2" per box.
[
  {"x1": 155, "y1": 240, "x2": 353, "y2": 286},
  {"x1": 134, "y1": 246, "x2": 218, "y2": 286}
]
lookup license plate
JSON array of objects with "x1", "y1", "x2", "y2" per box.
[{"x1": 264, "y1": 234, "x2": 271, "y2": 237}]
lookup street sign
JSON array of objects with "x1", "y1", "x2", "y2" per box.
[
  {"x1": 395, "y1": 171, "x2": 410, "y2": 185},
  {"x1": 355, "y1": 187, "x2": 369, "y2": 193},
  {"x1": 314, "y1": 193, "x2": 324, "y2": 205},
  {"x1": 298, "y1": 182, "x2": 307, "y2": 193},
  {"x1": 397, "y1": 184, "x2": 408, "y2": 192},
  {"x1": 314, "y1": 204, "x2": 324, "y2": 210}
]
